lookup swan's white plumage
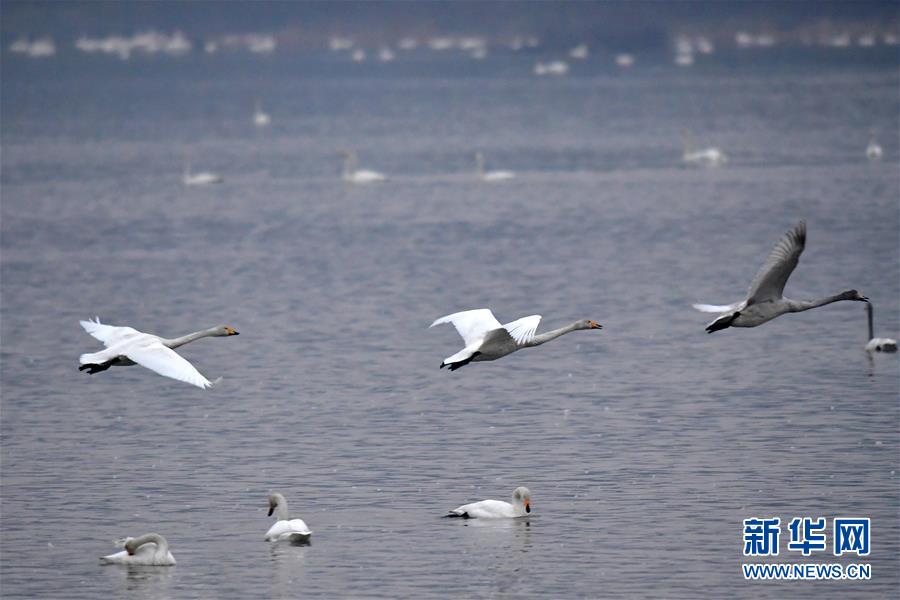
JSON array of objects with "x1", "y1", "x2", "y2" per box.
[
  {"x1": 80, "y1": 317, "x2": 140, "y2": 346},
  {"x1": 692, "y1": 303, "x2": 743, "y2": 313},
  {"x1": 265, "y1": 519, "x2": 312, "y2": 542},
  {"x1": 430, "y1": 309, "x2": 502, "y2": 347},
  {"x1": 449, "y1": 487, "x2": 532, "y2": 519},
  {"x1": 100, "y1": 534, "x2": 176, "y2": 566},
  {"x1": 502, "y1": 315, "x2": 542, "y2": 345}
]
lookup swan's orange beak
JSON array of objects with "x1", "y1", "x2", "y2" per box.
[
  {"x1": 226, "y1": 327, "x2": 239, "y2": 336},
  {"x1": 590, "y1": 321, "x2": 603, "y2": 329},
  {"x1": 525, "y1": 500, "x2": 531, "y2": 513}
]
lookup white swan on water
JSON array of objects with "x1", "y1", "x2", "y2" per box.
[
  {"x1": 447, "y1": 487, "x2": 532, "y2": 519},
  {"x1": 78, "y1": 318, "x2": 239, "y2": 389},
  {"x1": 694, "y1": 221, "x2": 868, "y2": 333},
  {"x1": 265, "y1": 493, "x2": 312, "y2": 542},
  {"x1": 341, "y1": 150, "x2": 387, "y2": 183},
  {"x1": 866, "y1": 130, "x2": 882, "y2": 160},
  {"x1": 100, "y1": 533, "x2": 176, "y2": 566},
  {"x1": 183, "y1": 160, "x2": 223, "y2": 185},
  {"x1": 682, "y1": 130, "x2": 727, "y2": 167},
  {"x1": 430, "y1": 309, "x2": 602, "y2": 371},
  {"x1": 865, "y1": 302, "x2": 897, "y2": 352},
  {"x1": 475, "y1": 152, "x2": 515, "y2": 182},
  {"x1": 253, "y1": 101, "x2": 271, "y2": 127}
]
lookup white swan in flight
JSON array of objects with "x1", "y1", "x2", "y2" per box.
[
  {"x1": 693, "y1": 221, "x2": 868, "y2": 333},
  {"x1": 78, "y1": 318, "x2": 239, "y2": 389},
  {"x1": 447, "y1": 487, "x2": 532, "y2": 519},
  {"x1": 341, "y1": 150, "x2": 387, "y2": 183},
  {"x1": 475, "y1": 152, "x2": 515, "y2": 182},
  {"x1": 682, "y1": 130, "x2": 727, "y2": 167},
  {"x1": 430, "y1": 309, "x2": 602, "y2": 371},
  {"x1": 183, "y1": 160, "x2": 223, "y2": 185},
  {"x1": 253, "y1": 101, "x2": 271, "y2": 127},
  {"x1": 865, "y1": 302, "x2": 897, "y2": 352},
  {"x1": 866, "y1": 130, "x2": 882, "y2": 160},
  {"x1": 265, "y1": 492, "x2": 312, "y2": 542},
  {"x1": 100, "y1": 533, "x2": 176, "y2": 566}
]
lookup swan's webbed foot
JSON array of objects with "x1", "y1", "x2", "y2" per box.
[
  {"x1": 706, "y1": 312, "x2": 740, "y2": 334},
  {"x1": 79, "y1": 363, "x2": 111, "y2": 374}
]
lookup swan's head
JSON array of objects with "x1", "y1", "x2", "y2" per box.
[
  {"x1": 268, "y1": 492, "x2": 286, "y2": 517},
  {"x1": 578, "y1": 319, "x2": 603, "y2": 330},
  {"x1": 512, "y1": 486, "x2": 532, "y2": 514},
  {"x1": 214, "y1": 326, "x2": 240, "y2": 336},
  {"x1": 842, "y1": 290, "x2": 869, "y2": 302}
]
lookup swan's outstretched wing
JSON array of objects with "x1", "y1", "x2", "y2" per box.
[
  {"x1": 692, "y1": 302, "x2": 743, "y2": 313},
  {"x1": 502, "y1": 315, "x2": 542, "y2": 345},
  {"x1": 124, "y1": 340, "x2": 212, "y2": 389},
  {"x1": 430, "y1": 309, "x2": 503, "y2": 346},
  {"x1": 746, "y1": 221, "x2": 806, "y2": 305},
  {"x1": 80, "y1": 317, "x2": 141, "y2": 347}
]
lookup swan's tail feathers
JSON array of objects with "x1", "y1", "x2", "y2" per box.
[
  {"x1": 442, "y1": 351, "x2": 481, "y2": 372},
  {"x1": 693, "y1": 303, "x2": 740, "y2": 313},
  {"x1": 706, "y1": 312, "x2": 740, "y2": 334}
]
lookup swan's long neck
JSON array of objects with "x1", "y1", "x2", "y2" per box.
[
  {"x1": 787, "y1": 291, "x2": 859, "y2": 313},
  {"x1": 867, "y1": 302, "x2": 874, "y2": 342},
  {"x1": 163, "y1": 327, "x2": 219, "y2": 349},
  {"x1": 524, "y1": 322, "x2": 582, "y2": 347},
  {"x1": 274, "y1": 497, "x2": 290, "y2": 521},
  {"x1": 130, "y1": 533, "x2": 168, "y2": 554}
]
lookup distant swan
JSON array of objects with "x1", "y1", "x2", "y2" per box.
[
  {"x1": 447, "y1": 487, "x2": 532, "y2": 519},
  {"x1": 253, "y1": 101, "x2": 271, "y2": 127},
  {"x1": 341, "y1": 150, "x2": 387, "y2": 183},
  {"x1": 430, "y1": 309, "x2": 602, "y2": 371},
  {"x1": 866, "y1": 130, "x2": 882, "y2": 160},
  {"x1": 682, "y1": 130, "x2": 727, "y2": 167},
  {"x1": 100, "y1": 533, "x2": 176, "y2": 566},
  {"x1": 475, "y1": 152, "x2": 515, "y2": 182},
  {"x1": 694, "y1": 221, "x2": 868, "y2": 333},
  {"x1": 183, "y1": 160, "x2": 223, "y2": 185},
  {"x1": 265, "y1": 492, "x2": 312, "y2": 542},
  {"x1": 78, "y1": 317, "x2": 239, "y2": 389},
  {"x1": 865, "y1": 302, "x2": 897, "y2": 352}
]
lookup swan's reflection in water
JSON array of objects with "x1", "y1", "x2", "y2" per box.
[
  {"x1": 460, "y1": 518, "x2": 533, "y2": 595},
  {"x1": 267, "y1": 539, "x2": 311, "y2": 597},
  {"x1": 99, "y1": 564, "x2": 173, "y2": 598}
]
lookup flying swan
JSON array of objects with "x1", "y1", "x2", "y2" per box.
[
  {"x1": 430, "y1": 309, "x2": 602, "y2": 371},
  {"x1": 446, "y1": 486, "x2": 532, "y2": 519},
  {"x1": 341, "y1": 150, "x2": 387, "y2": 183},
  {"x1": 865, "y1": 302, "x2": 897, "y2": 352},
  {"x1": 100, "y1": 533, "x2": 176, "y2": 566},
  {"x1": 78, "y1": 318, "x2": 239, "y2": 389},
  {"x1": 265, "y1": 492, "x2": 312, "y2": 542},
  {"x1": 693, "y1": 221, "x2": 868, "y2": 333}
]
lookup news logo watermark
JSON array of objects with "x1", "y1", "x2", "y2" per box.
[{"x1": 742, "y1": 517, "x2": 871, "y2": 581}]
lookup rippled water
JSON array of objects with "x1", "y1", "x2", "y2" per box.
[{"x1": 2, "y1": 58, "x2": 898, "y2": 598}]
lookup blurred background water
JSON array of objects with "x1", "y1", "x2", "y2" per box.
[{"x1": 1, "y1": 16, "x2": 899, "y2": 600}]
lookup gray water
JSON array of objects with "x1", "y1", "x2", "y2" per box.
[{"x1": 2, "y1": 60, "x2": 898, "y2": 599}]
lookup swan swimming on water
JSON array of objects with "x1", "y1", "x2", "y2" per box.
[
  {"x1": 475, "y1": 152, "x2": 515, "y2": 182},
  {"x1": 447, "y1": 487, "x2": 532, "y2": 519},
  {"x1": 265, "y1": 493, "x2": 312, "y2": 542},
  {"x1": 78, "y1": 318, "x2": 239, "y2": 389},
  {"x1": 682, "y1": 130, "x2": 727, "y2": 167},
  {"x1": 100, "y1": 533, "x2": 176, "y2": 566},
  {"x1": 183, "y1": 160, "x2": 223, "y2": 185},
  {"x1": 693, "y1": 221, "x2": 868, "y2": 333},
  {"x1": 430, "y1": 309, "x2": 602, "y2": 371},
  {"x1": 865, "y1": 302, "x2": 897, "y2": 352},
  {"x1": 341, "y1": 150, "x2": 387, "y2": 183},
  {"x1": 866, "y1": 130, "x2": 882, "y2": 160}
]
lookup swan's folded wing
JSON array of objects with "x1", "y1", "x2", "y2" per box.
[
  {"x1": 452, "y1": 499, "x2": 514, "y2": 519},
  {"x1": 430, "y1": 309, "x2": 502, "y2": 346},
  {"x1": 502, "y1": 315, "x2": 542, "y2": 345},
  {"x1": 124, "y1": 341, "x2": 212, "y2": 389},
  {"x1": 692, "y1": 302, "x2": 743, "y2": 313},
  {"x1": 80, "y1": 317, "x2": 141, "y2": 347},
  {"x1": 746, "y1": 221, "x2": 806, "y2": 305}
]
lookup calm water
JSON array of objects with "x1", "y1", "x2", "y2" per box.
[{"x1": 1, "y1": 57, "x2": 898, "y2": 599}]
